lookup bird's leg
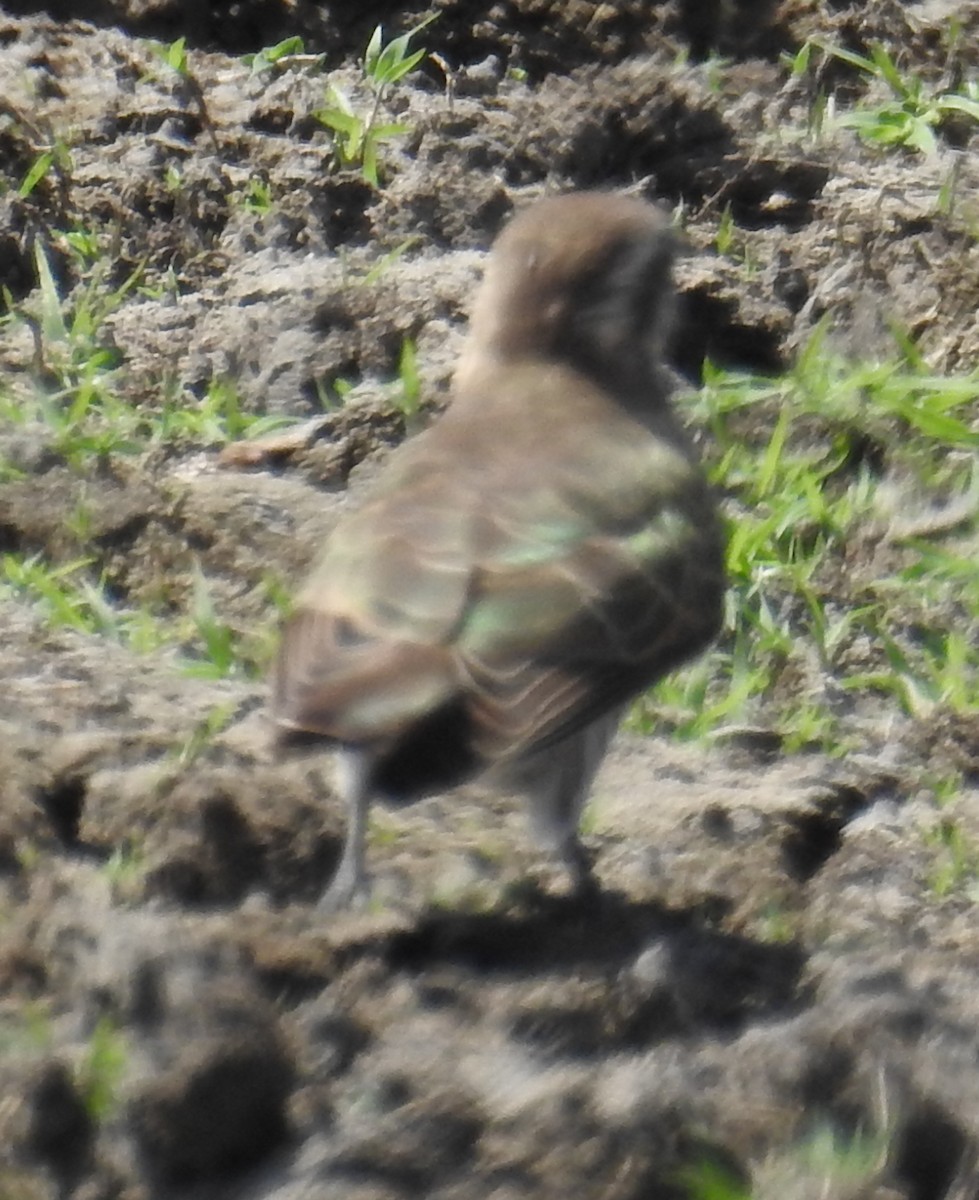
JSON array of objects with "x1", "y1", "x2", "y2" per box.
[
  {"x1": 319, "y1": 750, "x2": 372, "y2": 910},
  {"x1": 532, "y1": 777, "x2": 599, "y2": 898},
  {"x1": 517, "y1": 708, "x2": 624, "y2": 896}
]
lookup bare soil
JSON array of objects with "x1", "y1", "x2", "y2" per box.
[{"x1": 2, "y1": 2, "x2": 979, "y2": 1197}]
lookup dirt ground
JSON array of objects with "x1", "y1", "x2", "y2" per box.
[{"x1": 2, "y1": 1, "x2": 979, "y2": 1196}]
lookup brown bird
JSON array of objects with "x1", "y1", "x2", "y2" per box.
[{"x1": 273, "y1": 191, "x2": 726, "y2": 908}]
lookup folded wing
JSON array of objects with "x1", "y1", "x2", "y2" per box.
[{"x1": 273, "y1": 372, "x2": 725, "y2": 786}]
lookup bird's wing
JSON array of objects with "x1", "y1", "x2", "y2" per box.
[
  {"x1": 273, "y1": 456, "x2": 479, "y2": 744},
  {"x1": 274, "y1": 384, "x2": 724, "y2": 759},
  {"x1": 456, "y1": 435, "x2": 725, "y2": 762}
]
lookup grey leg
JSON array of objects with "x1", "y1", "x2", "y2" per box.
[
  {"x1": 319, "y1": 750, "x2": 373, "y2": 910},
  {"x1": 512, "y1": 707, "x2": 624, "y2": 892}
]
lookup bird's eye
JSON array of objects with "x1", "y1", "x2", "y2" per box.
[{"x1": 335, "y1": 616, "x2": 368, "y2": 647}]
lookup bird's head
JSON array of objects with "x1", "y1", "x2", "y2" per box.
[{"x1": 464, "y1": 192, "x2": 677, "y2": 394}]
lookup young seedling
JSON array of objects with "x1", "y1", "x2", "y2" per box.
[
  {"x1": 238, "y1": 175, "x2": 274, "y2": 213},
  {"x1": 925, "y1": 817, "x2": 979, "y2": 899},
  {"x1": 805, "y1": 39, "x2": 979, "y2": 155},
  {"x1": 358, "y1": 235, "x2": 420, "y2": 286},
  {"x1": 316, "y1": 15, "x2": 437, "y2": 185},
  {"x1": 714, "y1": 204, "x2": 737, "y2": 257},
  {"x1": 19, "y1": 136, "x2": 73, "y2": 199},
  {"x1": 392, "y1": 335, "x2": 422, "y2": 426},
  {"x1": 148, "y1": 36, "x2": 218, "y2": 151},
  {"x1": 102, "y1": 840, "x2": 147, "y2": 902},
  {"x1": 76, "y1": 1016, "x2": 128, "y2": 1122},
  {"x1": 676, "y1": 1158, "x2": 750, "y2": 1200},
  {"x1": 0, "y1": 101, "x2": 74, "y2": 202},
  {"x1": 154, "y1": 375, "x2": 296, "y2": 447},
  {"x1": 182, "y1": 566, "x2": 275, "y2": 679},
  {"x1": 244, "y1": 36, "x2": 323, "y2": 76},
  {"x1": 0, "y1": 552, "x2": 171, "y2": 653},
  {"x1": 174, "y1": 701, "x2": 238, "y2": 767}
]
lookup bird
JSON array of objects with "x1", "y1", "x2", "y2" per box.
[{"x1": 272, "y1": 190, "x2": 726, "y2": 908}]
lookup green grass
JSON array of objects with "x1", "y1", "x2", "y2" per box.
[
  {"x1": 0, "y1": 227, "x2": 300, "y2": 680},
  {"x1": 680, "y1": 1125, "x2": 889, "y2": 1198},
  {"x1": 0, "y1": 554, "x2": 170, "y2": 652},
  {"x1": 76, "y1": 1016, "x2": 128, "y2": 1121},
  {"x1": 785, "y1": 39, "x2": 979, "y2": 156},
  {"x1": 0, "y1": 238, "x2": 296, "y2": 467},
  {"x1": 101, "y1": 840, "x2": 148, "y2": 902},
  {"x1": 0, "y1": 553, "x2": 279, "y2": 679},
  {"x1": 634, "y1": 322, "x2": 979, "y2": 752},
  {"x1": 925, "y1": 813, "x2": 979, "y2": 899},
  {"x1": 182, "y1": 565, "x2": 277, "y2": 679},
  {"x1": 173, "y1": 701, "x2": 239, "y2": 767}
]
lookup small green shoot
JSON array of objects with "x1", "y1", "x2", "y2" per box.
[
  {"x1": 237, "y1": 175, "x2": 273, "y2": 213},
  {"x1": 678, "y1": 1158, "x2": 750, "y2": 1200},
  {"x1": 752, "y1": 900, "x2": 801, "y2": 945},
  {"x1": 316, "y1": 85, "x2": 409, "y2": 186},
  {"x1": 1, "y1": 242, "x2": 152, "y2": 465},
  {"x1": 714, "y1": 205, "x2": 737, "y2": 257},
  {"x1": 19, "y1": 136, "x2": 72, "y2": 198},
  {"x1": 76, "y1": 1017, "x2": 127, "y2": 1122},
  {"x1": 393, "y1": 335, "x2": 421, "y2": 423},
  {"x1": 1, "y1": 553, "x2": 105, "y2": 634},
  {"x1": 54, "y1": 225, "x2": 103, "y2": 266},
  {"x1": 102, "y1": 841, "x2": 147, "y2": 902},
  {"x1": 359, "y1": 235, "x2": 420, "y2": 287},
  {"x1": 182, "y1": 567, "x2": 273, "y2": 679},
  {"x1": 185, "y1": 567, "x2": 239, "y2": 677},
  {"x1": 154, "y1": 376, "x2": 297, "y2": 447},
  {"x1": 145, "y1": 36, "x2": 216, "y2": 148},
  {"x1": 925, "y1": 817, "x2": 979, "y2": 899},
  {"x1": 783, "y1": 40, "x2": 813, "y2": 78},
  {"x1": 244, "y1": 36, "x2": 312, "y2": 75},
  {"x1": 703, "y1": 53, "x2": 731, "y2": 96},
  {"x1": 0, "y1": 553, "x2": 171, "y2": 652},
  {"x1": 316, "y1": 15, "x2": 436, "y2": 185},
  {"x1": 152, "y1": 36, "x2": 190, "y2": 77},
  {"x1": 174, "y1": 701, "x2": 239, "y2": 767},
  {"x1": 363, "y1": 16, "x2": 436, "y2": 89}
]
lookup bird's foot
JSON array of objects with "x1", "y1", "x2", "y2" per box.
[
  {"x1": 317, "y1": 864, "x2": 373, "y2": 912},
  {"x1": 559, "y1": 835, "x2": 600, "y2": 895},
  {"x1": 512, "y1": 839, "x2": 601, "y2": 907}
]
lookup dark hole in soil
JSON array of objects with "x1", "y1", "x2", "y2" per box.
[
  {"x1": 0, "y1": 522, "x2": 22, "y2": 553},
  {"x1": 781, "y1": 786, "x2": 870, "y2": 881},
  {"x1": 24, "y1": 1060, "x2": 93, "y2": 1185},
  {"x1": 37, "y1": 774, "x2": 87, "y2": 846},
  {"x1": 673, "y1": 287, "x2": 785, "y2": 380},
  {"x1": 895, "y1": 1103, "x2": 970, "y2": 1200}
]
